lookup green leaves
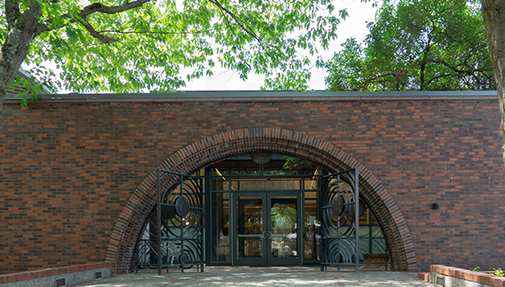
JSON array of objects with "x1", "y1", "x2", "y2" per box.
[
  {"x1": 11, "y1": 73, "x2": 49, "y2": 107},
  {"x1": 65, "y1": 27, "x2": 77, "y2": 40},
  {"x1": 325, "y1": 0, "x2": 495, "y2": 91},
  {"x1": 4, "y1": 0, "x2": 343, "y2": 94}
]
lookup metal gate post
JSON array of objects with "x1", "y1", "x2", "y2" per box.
[
  {"x1": 157, "y1": 168, "x2": 162, "y2": 275},
  {"x1": 354, "y1": 168, "x2": 359, "y2": 274}
]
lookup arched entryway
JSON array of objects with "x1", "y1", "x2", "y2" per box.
[{"x1": 106, "y1": 128, "x2": 417, "y2": 273}]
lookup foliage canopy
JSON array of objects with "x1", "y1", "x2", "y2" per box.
[
  {"x1": 0, "y1": 0, "x2": 344, "y2": 99},
  {"x1": 324, "y1": 0, "x2": 495, "y2": 91}
]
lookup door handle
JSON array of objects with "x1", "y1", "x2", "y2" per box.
[
  {"x1": 262, "y1": 231, "x2": 266, "y2": 239},
  {"x1": 267, "y1": 231, "x2": 271, "y2": 239}
]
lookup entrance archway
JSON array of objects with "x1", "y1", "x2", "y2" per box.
[{"x1": 106, "y1": 128, "x2": 417, "y2": 273}]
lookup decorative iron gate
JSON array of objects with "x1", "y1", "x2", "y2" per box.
[
  {"x1": 135, "y1": 169, "x2": 204, "y2": 274},
  {"x1": 135, "y1": 166, "x2": 391, "y2": 272},
  {"x1": 320, "y1": 168, "x2": 360, "y2": 272}
]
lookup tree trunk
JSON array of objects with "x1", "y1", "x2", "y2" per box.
[
  {"x1": 0, "y1": 4, "x2": 41, "y2": 122},
  {"x1": 482, "y1": 0, "x2": 505, "y2": 167}
]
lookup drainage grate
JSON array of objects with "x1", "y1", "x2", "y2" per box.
[
  {"x1": 436, "y1": 276, "x2": 445, "y2": 286},
  {"x1": 55, "y1": 277, "x2": 66, "y2": 287},
  {"x1": 95, "y1": 270, "x2": 103, "y2": 280}
]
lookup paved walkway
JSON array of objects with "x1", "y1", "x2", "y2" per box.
[{"x1": 77, "y1": 266, "x2": 435, "y2": 287}]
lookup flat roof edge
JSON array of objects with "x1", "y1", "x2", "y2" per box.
[{"x1": 4, "y1": 90, "x2": 498, "y2": 103}]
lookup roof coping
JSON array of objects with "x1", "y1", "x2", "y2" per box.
[{"x1": 4, "y1": 90, "x2": 498, "y2": 103}]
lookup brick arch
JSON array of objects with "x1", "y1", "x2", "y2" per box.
[{"x1": 106, "y1": 128, "x2": 417, "y2": 273}]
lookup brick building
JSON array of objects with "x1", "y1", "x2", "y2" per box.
[{"x1": 0, "y1": 91, "x2": 503, "y2": 274}]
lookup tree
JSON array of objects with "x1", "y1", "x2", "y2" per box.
[
  {"x1": 324, "y1": 0, "x2": 494, "y2": 92},
  {"x1": 0, "y1": 0, "x2": 345, "y2": 121},
  {"x1": 481, "y1": 0, "x2": 505, "y2": 166}
]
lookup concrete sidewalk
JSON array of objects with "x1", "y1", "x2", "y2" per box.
[{"x1": 77, "y1": 266, "x2": 435, "y2": 287}]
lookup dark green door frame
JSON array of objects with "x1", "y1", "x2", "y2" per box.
[{"x1": 230, "y1": 191, "x2": 303, "y2": 266}]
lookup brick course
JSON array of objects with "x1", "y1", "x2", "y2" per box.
[{"x1": 1, "y1": 92, "x2": 503, "y2": 274}]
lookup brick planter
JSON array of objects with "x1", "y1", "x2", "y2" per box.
[{"x1": 429, "y1": 265, "x2": 505, "y2": 287}]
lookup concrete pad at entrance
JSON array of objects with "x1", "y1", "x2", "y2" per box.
[{"x1": 77, "y1": 266, "x2": 435, "y2": 287}]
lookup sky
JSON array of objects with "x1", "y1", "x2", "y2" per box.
[{"x1": 180, "y1": 0, "x2": 379, "y2": 91}]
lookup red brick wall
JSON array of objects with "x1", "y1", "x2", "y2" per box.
[{"x1": 1, "y1": 93, "x2": 504, "y2": 273}]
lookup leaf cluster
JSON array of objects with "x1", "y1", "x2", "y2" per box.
[
  {"x1": 494, "y1": 268, "x2": 504, "y2": 277},
  {"x1": 1, "y1": 0, "x2": 343, "y2": 94},
  {"x1": 324, "y1": 0, "x2": 495, "y2": 91}
]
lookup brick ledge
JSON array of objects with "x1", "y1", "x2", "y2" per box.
[
  {"x1": 431, "y1": 265, "x2": 505, "y2": 287},
  {"x1": 418, "y1": 272, "x2": 430, "y2": 281},
  {"x1": 0, "y1": 262, "x2": 112, "y2": 284}
]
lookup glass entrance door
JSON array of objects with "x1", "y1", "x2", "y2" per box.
[
  {"x1": 269, "y1": 194, "x2": 301, "y2": 265},
  {"x1": 232, "y1": 192, "x2": 302, "y2": 265},
  {"x1": 234, "y1": 194, "x2": 266, "y2": 265}
]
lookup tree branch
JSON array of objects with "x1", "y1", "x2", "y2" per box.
[
  {"x1": 78, "y1": 19, "x2": 118, "y2": 43},
  {"x1": 360, "y1": 72, "x2": 398, "y2": 90},
  {"x1": 430, "y1": 59, "x2": 493, "y2": 75},
  {"x1": 96, "y1": 30, "x2": 198, "y2": 35},
  {"x1": 5, "y1": 0, "x2": 21, "y2": 27},
  {"x1": 35, "y1": 0, "x2": 151, "y2": 35},
  {"x1": 208, "y1": 0, "x2": 279, "y2": 55},
  {"x1": 90, "y1": 0, "x2": 151, "y2": 15},
  {"x1": 425, "y1": 73, "x2": 459, "y2": 86},
  {"x1": 214, "y1": 1, "x2": 238, "y2": 40},
  {"x1": 418, "y1": 28, "x2": 434, "y2": 90},
  {"x1": 208, "y1": 0, "x2": 257, "y2": 40}
]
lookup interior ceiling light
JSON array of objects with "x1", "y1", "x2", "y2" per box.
[{"x1": 250, "y1": 151, "x2": 273, "y2": 165}]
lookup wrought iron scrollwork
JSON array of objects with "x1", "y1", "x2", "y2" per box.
[
  {"x1": 134, "y1": 167, "x2": 391, "y2": 273},
  {"x1": 320, "y1": 169, "x2": 360, "y2": 272},
  {"x1": 160, "y1": 171, "x2": 204, "y2": 273},
  {"x1": 134, "y1": 170, "x2": 204, "y2": 274},
  {"x1": 320, "y1": 168, "x2": 392, "y2": 271}
]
